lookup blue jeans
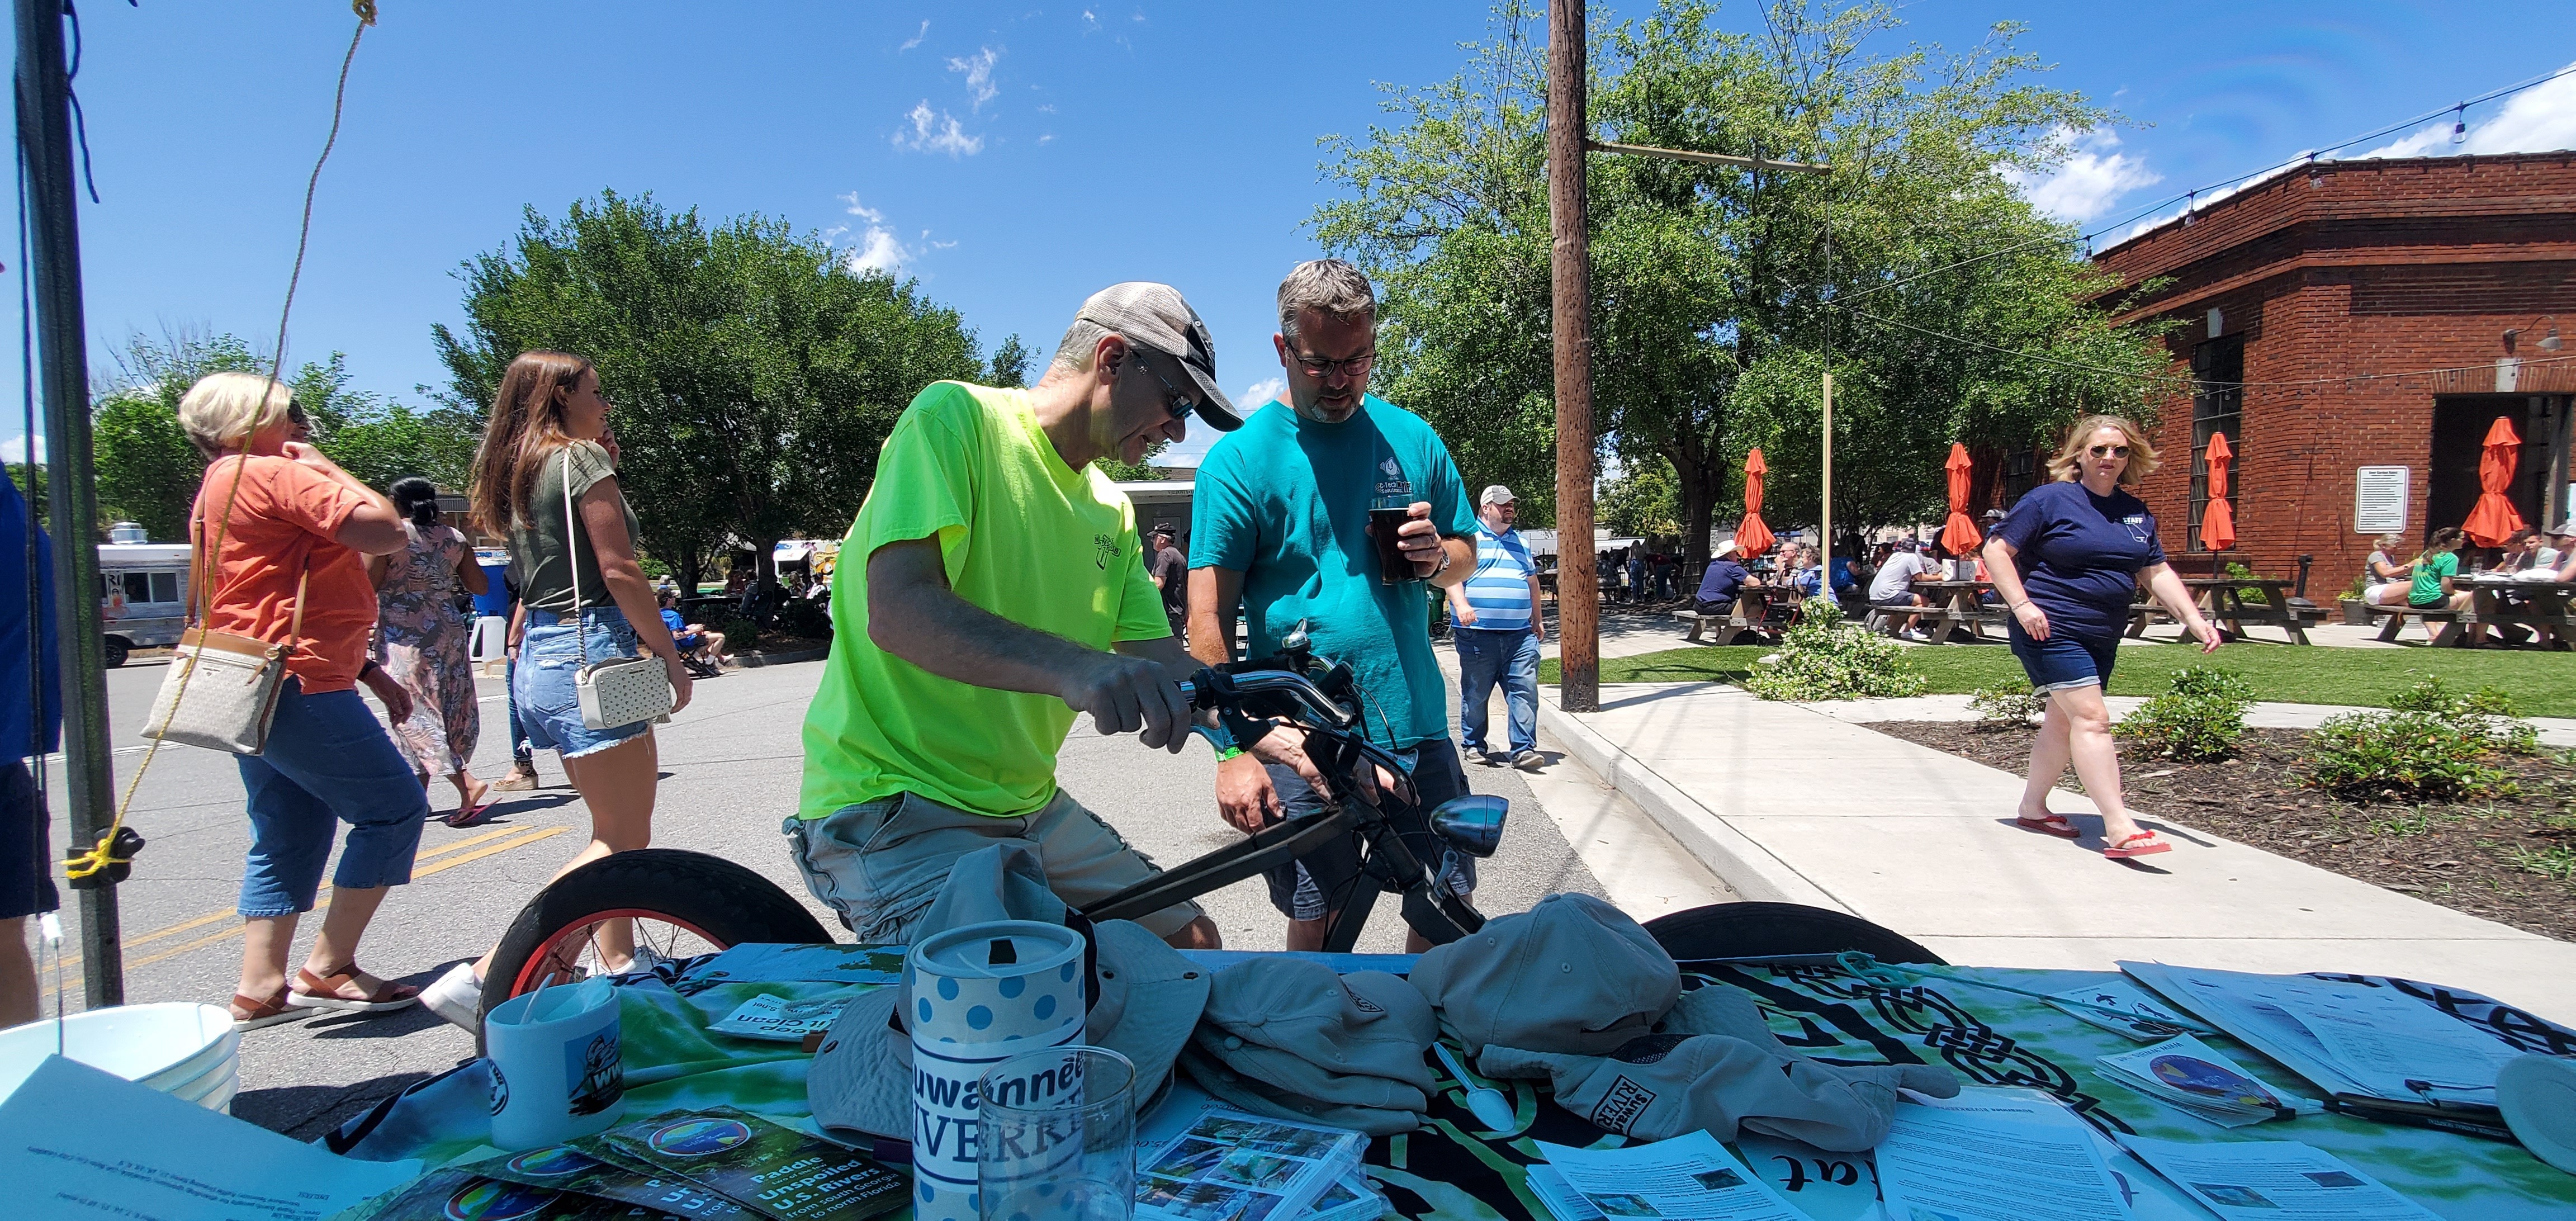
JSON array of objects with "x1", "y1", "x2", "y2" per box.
[
  {"x1": 236, "y1": 679, "x2": 429, "y2": 917},
  {"x1": 1455, "y1": 626, "x2": 1539, "y2": 756},
  {"x1": 505, "y1": 654, "x2": 534, "y2": 766},
  {"x1": 2006, "y1": 622, "x2": 2120, "y2": 696},
  {"x1": 515, "y1": 606, "x2": 652, "y2": 759}
]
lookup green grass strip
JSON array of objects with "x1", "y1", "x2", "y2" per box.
[{"x1": 1538, "y1": 640, "x2": 2576, "y2": 717}]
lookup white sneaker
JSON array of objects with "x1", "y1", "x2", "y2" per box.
[
  {"x1": 1899, "y1": 629, "x2": 1931, "y2": 642},
  {"x1": 422, "y1": 962, "x2": 484, "y2": 1033}
]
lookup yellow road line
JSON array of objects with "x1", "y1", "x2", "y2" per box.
[
  {"x1": 414, "y1": 827, "x2": 566, "y2": 878},
  {"x1": 48, "y1": 824, "x2": 552, "y2": 974},
  {"x1": 40, "y1": 826, "x2": 571, "y2": 995}
]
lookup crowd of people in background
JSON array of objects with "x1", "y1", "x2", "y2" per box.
[{"x1": 2361, "y1": 523, "x2": 2576, "y2": 650}]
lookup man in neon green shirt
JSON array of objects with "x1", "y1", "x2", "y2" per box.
[{"x1": 789, "y1": 283, "x2": 1240, "y2": 949}]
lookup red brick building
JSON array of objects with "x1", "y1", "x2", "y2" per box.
[{"x1": 2089, "y1": 152, "x2": 2576, "y2": 595}]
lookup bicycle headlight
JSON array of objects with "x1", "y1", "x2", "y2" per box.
[{"x1": 1428, "y1": 794, "x2": 1508, "y2": 858}]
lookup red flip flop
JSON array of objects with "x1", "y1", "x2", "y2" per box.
[
  {"x1": 2016, "y1": 813, "x2": 2082, "y2": 839},
  {"x1": 2104, "y1": 830, "x2": 2172, "y2": 859},
  {"x1": 443, "y1": 798, "x2": 498, "y2": 829}
]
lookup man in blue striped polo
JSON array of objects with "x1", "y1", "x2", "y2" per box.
[{"x1": 1446, "y1": 484, "x2": 1546, "y2": 770}]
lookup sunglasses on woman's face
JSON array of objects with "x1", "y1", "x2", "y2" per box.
[{"x1": 2088, "y1": 444, "x2": 2131, "y2": 458}]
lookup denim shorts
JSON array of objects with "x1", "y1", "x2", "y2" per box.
[
  {"x1": 236, "y1": 679, "x2": 429, "y2": 917},
  {"x1": 2007, "y1": 624, "x2": 2120, "y2": 696},
  {"x1": 783, "y1": 788, "x2": 1204, "y2": 943},
  {"x1": 515, "y1": 605, "x2": 654, "y2": 759}
]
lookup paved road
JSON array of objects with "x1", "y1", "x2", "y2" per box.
[{"x1": 27, "y1": 651, "x2": 1630, "y2": 1139}]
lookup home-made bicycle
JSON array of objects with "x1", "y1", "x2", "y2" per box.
[{"x1": 472, "y1": 633, "x2": 1512, "y2": 1024}]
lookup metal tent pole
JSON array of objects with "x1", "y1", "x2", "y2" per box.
[{"x1": 16, "y1": 0, "x2": 122, "y2": 1007}]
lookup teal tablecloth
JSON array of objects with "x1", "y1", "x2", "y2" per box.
[{"x1": 326, "y1": 948, "x2": 2576, "y2": 1220}]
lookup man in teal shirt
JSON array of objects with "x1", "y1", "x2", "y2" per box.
[{"x1": 1187, "y1": 258, "x2": 1482, "y2": 951}]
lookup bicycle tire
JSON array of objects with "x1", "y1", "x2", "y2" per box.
[{"x1": 478, "y1": 849, "x2": 830, "y2": 1035}]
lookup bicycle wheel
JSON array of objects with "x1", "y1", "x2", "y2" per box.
[{"x1": 478, "y1": 849, "x2": 831, "y2": 1035}]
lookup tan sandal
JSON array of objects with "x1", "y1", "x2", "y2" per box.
[
  {"x1": 229, "y1": 984, "x2": 304, "y2": 1030},
  {"x1": 287, "y1": 962, "x2": 422, "y2": 1014}
]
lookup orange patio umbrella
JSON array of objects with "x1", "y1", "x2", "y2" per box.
[
  {"x1": 2198, "y1": 431, "x2": 2237, "y2": 552},
  {"x1": 1938, "y1": 442, "x2": 1982, "y2": 554},
  {"x1": 2461, "y1": 415, "x2": 2528, "y2": 547},
  {"x1": 1735, "y1": 448, "x2": 1774, "y2": 559}
]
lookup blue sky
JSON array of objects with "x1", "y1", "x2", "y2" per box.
[{"x1": 12, "y1": 1, "x2": 2575, "y2": 468}]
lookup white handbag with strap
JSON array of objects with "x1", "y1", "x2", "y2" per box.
[
  {"x1": 561, "y1": 448, "x2": 674, "y2": 731},
  {"x1": 138, "y1": 462, "x2": 309, "y2": 755}
]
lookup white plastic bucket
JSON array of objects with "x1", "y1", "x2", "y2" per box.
[{"x1": 0, "y1": 1003, "x2": 238, "y2": 1101}]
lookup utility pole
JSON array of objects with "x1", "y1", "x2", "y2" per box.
[
  {"x1": 17, "y1": 0, "x2": 124, "y2": 1006},
  {"x1": 1547, "y1": 0, "x2": 1599, "y2": 713}
]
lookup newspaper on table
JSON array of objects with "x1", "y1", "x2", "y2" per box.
[
  {"x1": 593, "y1": 1106, "x2": 907, "y2": 1221},
  {"x1": 708, "y1": 992, "x2": 860, "y2": 1043},
  {"x1": 2047, "y1": 979, "x2": 2201, "y2": 1042},
  {"x1": 1531, "y1": 1130, "x2": 1813, "y2": 1221},
  {"x1": 2096, "y1": 1035, "x2": 2320, "y2": 1128},
  {"x1": 2119, "y1": 1134, "x2": 2445, "y2": 1220},
  {"x1": 2120, "y1": 962, "x2": 2525, "y2": 1103},
  {"x1": 1872, "y1": 1095, "x2": 2129, "y2": 1221},
  {"x1": 1135, "y1": 1106, "x2": 1366, "y2": 1221}
]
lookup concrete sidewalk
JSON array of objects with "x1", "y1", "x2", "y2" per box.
[
  {"x1": 1806, "y1": 693, "x2": 2576, "y2": 747},
  {"x1": 1537, "y1": 682, "x2": 2576, "y2": 1023}
]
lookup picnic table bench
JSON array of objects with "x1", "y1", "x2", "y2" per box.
[
  {"x1": 1674, "y1": 585, "x2": 1802, "y2": 643},
  {"x1": 2366, "y1": 574, "x2": 2576, "y2": 646},
  {"x1": 2127, "y1": 576, "x2": 2323, "y2": 645}
]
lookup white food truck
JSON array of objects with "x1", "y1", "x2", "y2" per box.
[{"x1": 98, "y1": 540, "x2": 191, "y2": 667}]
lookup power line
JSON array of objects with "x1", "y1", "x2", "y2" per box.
[{"x1": 1848, "y1": 306, "x2": 2576, "y2": 391}]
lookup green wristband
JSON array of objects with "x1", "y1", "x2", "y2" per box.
[{"x1": 1214, "y1": 745, "x2": 1245, "y2": 762}]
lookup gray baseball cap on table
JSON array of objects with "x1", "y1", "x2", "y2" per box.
[
  {"x1": 1476, "y1": 980, "x2": 1957, "y2": 1149},
  {"x1": 1076, "y1": 282, "x2": 1243, "y2": 433},
  {"x1": 1181, "y1": 959, "x2": 1438, "y2": 1135},
  {"x1": 804, "y1": 843, "x2": 1211, "y2": 1144},
  {"x1": 1408, "y1": 892, "x2": 1680, "y2": 1057}
]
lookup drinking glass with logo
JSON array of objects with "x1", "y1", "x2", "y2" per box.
[
  {"x1": 979, "y1": 1045, "x2": 1136, "y2": 1221},
  {"x1": 1370, "y1": 451, "x2": 1417, "y2": 587}
]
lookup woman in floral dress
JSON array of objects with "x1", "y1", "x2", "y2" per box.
[{"x1": 372, "y1": 478, "x2": 494, "y2": 825}]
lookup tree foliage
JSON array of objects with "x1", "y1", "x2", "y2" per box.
[
  {"x1": 1314, "y1": 0, "x2": 2177, "y2": 563},
  {"x1": 433, "y1": 191, "x2": 989, "y2": 589},
  {"x1": 86, "y1": 331, "x2": 476, "y2": 543},
  {"x1": 1599, "y1": 456, "x2": 1680, "y2": 537}
]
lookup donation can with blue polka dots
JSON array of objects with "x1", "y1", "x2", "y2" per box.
[{"x1": 908, "y1": 920, "x2": 1087, "y2": 1221}]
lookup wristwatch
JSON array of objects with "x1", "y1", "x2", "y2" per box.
[{"x1": 1428, "y1": 547, "x2": 1453, "y2": 579}]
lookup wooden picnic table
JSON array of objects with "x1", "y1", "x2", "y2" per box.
[
  {"x1": 1674, "y1": 584, "x2": 1802, "y2": 643},
  {"x1": 2127, "y1": 575, "x2": 2317, "y2": 645},
  {"x1": 1910, "y1": 578, "x2": 2004, "y2": 642}
]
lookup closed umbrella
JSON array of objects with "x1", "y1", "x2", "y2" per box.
[
  {"x1": 1938, "y1": 443, "x2": 1982, "y2": 554},
  {"x1": 2461, "y1": 415, "x2": 2528, "y2": 548},
  {"x1": 2198, "y1": 431, "x2": 2236, "y2": 552},
  {"x1": 1735, "y1": 448, "x2": 1774, "y2": 559}
]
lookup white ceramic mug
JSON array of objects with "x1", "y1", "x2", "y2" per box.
[{"x1": 485, "y1": 976, "x2": 626, "y2": 1150}]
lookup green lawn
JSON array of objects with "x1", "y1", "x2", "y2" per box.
[{"x1": 1538, "y1": 640, "x2": 2576, "y2": 716}]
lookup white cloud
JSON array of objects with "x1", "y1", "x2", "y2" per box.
[
  {"x1": 948, "y1": 47, "x2": 1001, "y2": 112},
  {"x1": 893, "y1": 101, "x2": 983, "y2": 157},
  {"x1": 2005, "y1": 127, "x2": 2161, "y2": 225},
  {"x1": 2363, "y1": 64, "x2": 2576, "y2": 159},
  {"x1": 837, "y1": 193, "x2": 939, "y2": 275},
  {"x1": 1237, "y1": 376, "x2": 1286, "y2": 409},
  {"x1": 898, "y1": 19, "x2": 927, "y2": 51},
  {"x1": 1037, "y1": 133, "x2": 1055, "y2": 144}
]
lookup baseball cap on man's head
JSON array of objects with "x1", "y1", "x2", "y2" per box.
[
  {"x1": 1076, "y1": 282, "x2": 1243, "y2": 432},
  {"x1": 1480, "y1": 485, "x2": 1516, "y2": 507}
]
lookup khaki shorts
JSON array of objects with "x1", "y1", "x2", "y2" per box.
[{"x1": 783, "y1": 788, "x2": 1205, "y2": 944}]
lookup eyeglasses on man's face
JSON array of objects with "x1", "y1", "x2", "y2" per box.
[
  {"x1": 1290, "y1": 349, "x2": 1375, "y2": 379},
  {"x1": 1131, "y1": 350, "x2": 1196, "y2": 422},
  {"x1": 2088, "y1": 444, "x2": 2132, "y2": 458}
]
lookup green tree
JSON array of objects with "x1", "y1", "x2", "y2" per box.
[
  {"x1": 1314, "y1": 1, "x2": 2175, "y2": 565},
  {"x1": 1599, "y1": 456, "x2": 1680, "y2": 538},
  {"x1": 87, "y1": 332, "x2": 476, "y2": 543},
  {"x1": 987, "y1": 334, "x2": 1034, "y2": 389},
  {"x1": 433, "y1": 192, "x2": 989, "y2": 593}
]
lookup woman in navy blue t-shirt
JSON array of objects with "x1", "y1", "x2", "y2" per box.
[{"x1": 1981, "y1": 415, "x2": 2220, "y2": 860}]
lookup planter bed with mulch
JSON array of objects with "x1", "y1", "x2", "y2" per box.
[{"x1": 1870, "y1": 722, "x2": 2576, "y2": 943}]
